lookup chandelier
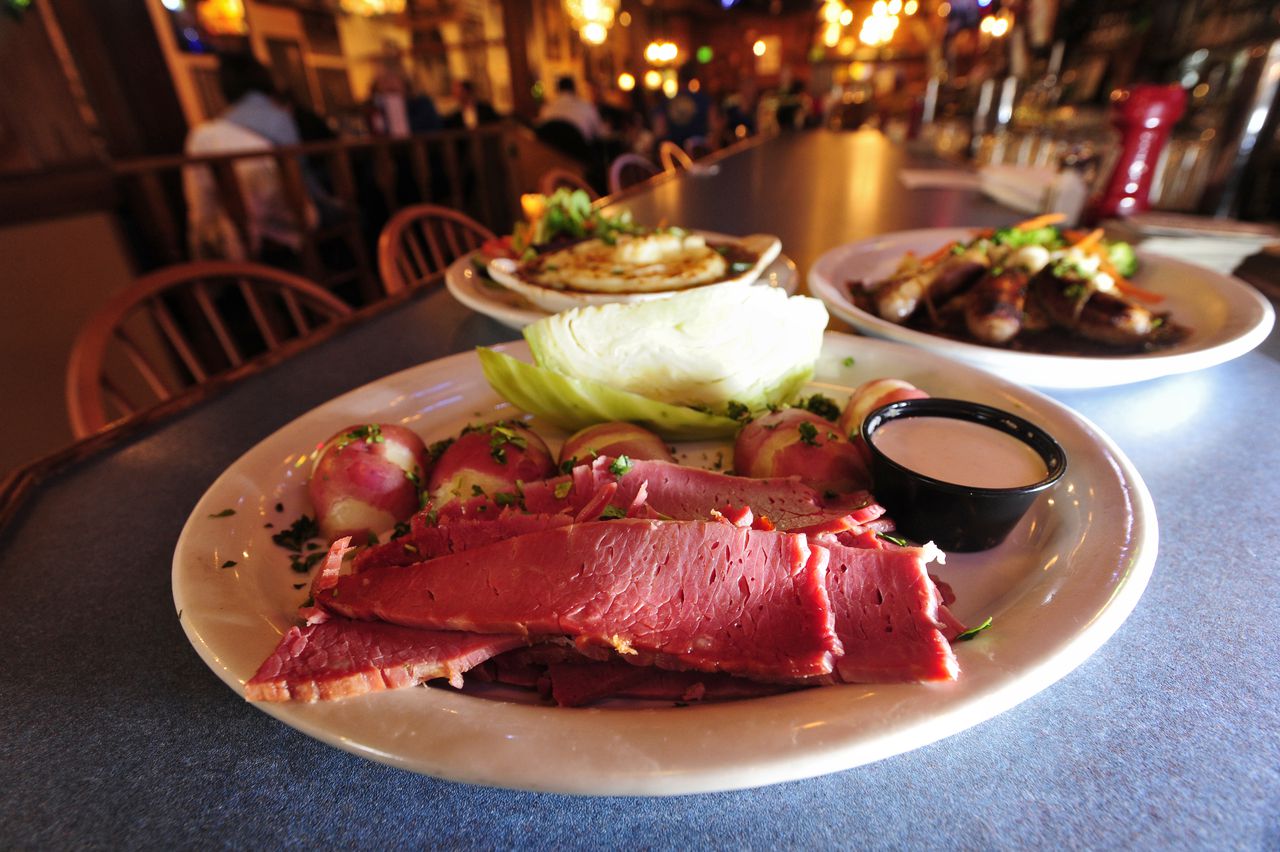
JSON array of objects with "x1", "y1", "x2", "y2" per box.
[
  {"x1": 563, "y1": 0, "x2": 620, "y2": 46},
  {"x1": 196, "y1": 0, "x2": 248, "y2": 36},
  {"x1": 340, "y1": 0, "x2": 406, "y2": 16}
]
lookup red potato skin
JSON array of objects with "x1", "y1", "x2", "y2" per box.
[
  {"x1": 309, "y1": 424, "x2": 430, "y2": 541},
  {"x1": 558, "y1": 422, "x2": 676, "y2": 467},
  {"x1": 428, "y1": 422, "x2": 555, "y2": 505},
  {"x1": 838, "y1": 379, "x2": 930, "y2": 462},
  {"x1": 734, "y1": 408, "x2": 871, "y2": 493}
]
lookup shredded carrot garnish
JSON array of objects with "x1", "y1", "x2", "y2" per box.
[
  {"x1": 1013, "y1": 212, "x2": 1067, "y2": 231},
  {"x1": 920, "y1": 240, "x2": 959, "y2": 265},
  {"x1": 1102, "y1": 259, "x2": 1165, "y2": 304},
  {"x1": 1072, "y1": 228, "x2": 1106, "y2": 252}
]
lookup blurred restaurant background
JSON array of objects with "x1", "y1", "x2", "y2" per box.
[{"x1": 2, "y1": 0, "x2": 1279, "y2": 476}]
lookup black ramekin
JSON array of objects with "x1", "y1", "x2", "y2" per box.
[{"x1": 861, "y1": 398, "x2": 1067, "y2": 552}]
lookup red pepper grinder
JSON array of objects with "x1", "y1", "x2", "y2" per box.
[{"x1": 1087, "y1": 83, "x2": 1187, "y2": 222}]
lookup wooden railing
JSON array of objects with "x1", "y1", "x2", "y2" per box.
[{"x1": 111, "y1": 123, "x2": 539, "y2": 306}]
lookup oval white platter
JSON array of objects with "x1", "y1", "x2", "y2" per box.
[{"x1": 173, "y1": 333, "x2": 1156, "y2": 795}]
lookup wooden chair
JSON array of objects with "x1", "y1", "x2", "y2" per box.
[
  {"x1": 659, "y1": 140, "x2": 694, "y2": 173},
  {"x1": 66, "y1": 261, "x2": 352, "y2": 438},
  {"x1": 377, "y1": 203, "x2": 496, "y2": 295},
  {"x1": 607, "y1": 153, "x2": 661, "y2": 195},
  {"x1": 538, "y1": 167, "x2": 599, "y2": 199}
]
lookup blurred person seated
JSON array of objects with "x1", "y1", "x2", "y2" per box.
[
  {"x1": 652, "y1": 63, "x2": 717, "y2": 149},
  {"x1": 444, "y1": 80, "x2": 499, "y2": 130},
  {"x1": 538, "y1": 75, "x2": 605, "y2": 142},
  {"x1": 183, "y1": 52, "x2": 317, "y2": 261},
  {"x1": 367, "y1": 43, "x2": 441, "y2": 137}
]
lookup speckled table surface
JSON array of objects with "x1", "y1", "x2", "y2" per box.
[{"x1": 3, "y1": 131, "x2": 1278, "y2": 848}]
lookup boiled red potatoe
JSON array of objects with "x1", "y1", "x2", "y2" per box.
[
  {"x1": 734, "y1": 408, "x2": 871, "y2": 493},
  {"x1": 428, "y1": 421, "x2": 555, "y2": 507},
  {"x1": 838, "y1": 379, "x2": 930, "y2": 447},
  {"x1": 558, "y1": 422, "x2": 676, "y2": 468},
  {"x1": 308, "y1": 424, "x2": 431, "y2": 541}
]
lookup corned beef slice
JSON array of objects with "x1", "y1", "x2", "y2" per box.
[
  {"x1": 822, "y1": 543, "x2": 959, "y2": 683},
  {"x1": 522, "y1": 458, "x2": 884, "y2": 530},
  {"x1": 545, "y1": 660, "x2": 796, "y2": 707},
  {"x1": 354, "y1": 511, "x2": 574, "y2": 572},
  {"x1": 320, "y1": 519, "x2": 841, "y2": 681},
  {"x1": 245, "y1": 619, "x2": 523, "y2": 702}
]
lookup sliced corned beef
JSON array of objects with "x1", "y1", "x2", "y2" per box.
[
  {"x1": 544, "y1": 660, "x2": 798, "y2": 707},
  {"x1": 244, "y1": 619, "x2": 523, "y2": 702},
  {"x1": 319, "y1": 518, "x2": 841, "y2": 682},
  {"x1": 821, "y1": 543, "x2": 958, "y2": 683},
  {"x1": 353, "y1": 511, "x2": 574, "y2": 572},
  {"x1": 521, "y1": 457, "x2": 885, "y2": 530}
]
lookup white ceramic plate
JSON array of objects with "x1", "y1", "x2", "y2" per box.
[
  {"x1": 808, "y1": 227, "x2": 1275, "y2": 389},
  {"x1": 173, "y1": 333, "x2": 1157, "y2": 796},
  {"x1": 449, "y1": 251, "x2": 799, "y2": 330},
  {"x1": 485, "y1": 231, "x2": 783, "y2": 314}
]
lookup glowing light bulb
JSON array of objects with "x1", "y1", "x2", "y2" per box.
[
  {"x1": 887, "y1": 0, "x2": 901, "y2": 14},
  {"x1": 617, "y1": 72, "x2": 636, "y2": 91},
  {"x1": 753, "y1": 39, "x2": 767, "y2": 56},
  {"x1": 662, "y1": 77, "x2": 678, "y2": 98},
  {"x1": 643, "y1": 69, "x2": 663, "y2": 89},
  {"x1": 581, "y1": 22, "x2": 607, "y2": 44},
  {"x1": 839, "y1": 8, "x2": 853, "y2": 25},
  {"x1": 904, "y1": 0, "x2": 918, "y2": 14}
]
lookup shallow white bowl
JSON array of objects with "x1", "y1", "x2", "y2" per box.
[{"x1": 487, "y1": 231, "x2": 782, "y2": 314}]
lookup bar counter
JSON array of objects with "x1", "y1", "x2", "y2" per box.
[{"x1": 2, "y1": 130, "x2": 1278, "y2": 847}]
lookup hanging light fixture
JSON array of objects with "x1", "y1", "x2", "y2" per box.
[
  {"x1": 563, "y1": 0, "x2": 621, "y2": 46},
  {"x1": 340, "y1": 0, "x2": 406, "y2": 15},
  {"x1": 196, "y1": 0, "x2": 247, "y2": 36}
]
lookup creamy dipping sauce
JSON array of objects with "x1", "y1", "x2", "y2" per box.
[{"x1": 872, "y1": 417, "x2": 1048, "y2": 489}]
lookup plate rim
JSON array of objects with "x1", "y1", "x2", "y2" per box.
[
  {"x1": 807, "y1": 226, "x2": 1276, "y2": 389},
  {"x1": 172, "y1": 333, "x2": 1158, "y2": 795},
  {"x1": 485, "y1": 229, "x2": 783, "y2": 314},
  {"x1": 448, "y1": 250, "x2": 800, "y2": 330}
]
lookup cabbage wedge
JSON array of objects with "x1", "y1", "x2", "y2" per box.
[
  {"x1": 523, "y1": 281, "x2": 828, "y2": 415},
  {"x1": 478, "y1": 348, "x2": 739, "y2": 439}
]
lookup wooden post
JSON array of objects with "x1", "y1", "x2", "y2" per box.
[{"x1": 500, "y1": 0, "x2": 537, "y2": 122}]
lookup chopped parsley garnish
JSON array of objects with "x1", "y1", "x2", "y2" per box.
[
  {"x1": 726, "y1": 400, "x2": 751, "y2": 422},
  {"x1": 954, "y1": 616, "x2": 993, "y2": 642},
  {"x1": 797, "y1": 421, "x2": 819, "y2": 446},
  {"x1": 405, "y1": 468, "x2": 420, "y2": 486},
  {"x1": 553, "y1": 481, "x2": 573, "y2": 499},
  {"x1": 427, "y1": 437, "x2": 455, "y2": 459},
  {"x1": 471, "y1": 484, "x2": 486, "y2": 497},
  {"x1": 336, "y1": 424, "x2": 384, "y2": 449},
  {"x1": 876, "y1": 532, "x2": 909, "y2": 547},
  {"x1": 289, "y1": 551, "x2": 325, "y2": 574},
  {"x1": 486, "y1": 423, "x2": 528, "y2": 464},
  {"x1": 208, "y1": 508, "x2": 236, "y2": 519},
  {"x1": 559, "y1": 457, "x2": 578, "y2": 474},
  {"x1": 600, "y1": 505, "x2": 627, "y2": 520},
  {"x1": 608, "y1": 455, "x2": 633, "y2": 477},
  {"x1": 800, "y1": 393, "x2": 840, "y2": 421},
  {"x1": 842, "y1": 356, "x2": 855, "y2": 367},
  {"x1": 271, "y1": 515, "x2": 320, "y2": 552},
  {"x1": 391, "y1": 521, "x2": 411, "y2": 540},
  {"x1": 220, "y1": 560, "x2": 237, "y2": 568},
  {"x1": 422, "y1": 508, "x2": 439, "y2": 527},
  {"x1": 493, "y1": 491, "x2": 521, "y2": 507},
  {"x1": 366, "y1": 531, "x2": 379, "y2": 546}
]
